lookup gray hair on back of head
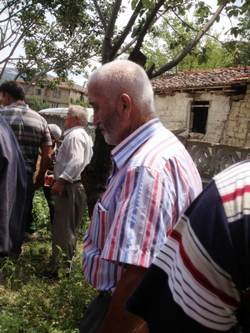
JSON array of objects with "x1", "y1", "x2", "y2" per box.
[
  {"x1": 88, "y1": 60, "x2": 155, "y2": 114},
  {"x1": 70, "y1": 105, "x2": 88, "y2": 125}
]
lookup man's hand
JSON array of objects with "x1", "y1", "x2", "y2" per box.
[
  {"x1": 44, "y1": 175, "x2": 55, "y2": 187},
  {"x1": 97, "y1": 265, "x2": 149, "y2": 333},
  {"x1": 51, "y1": 178, "x2": 67, "y2": 196},
  {"x1": 34, "y1": 174, "x2": 45, "y2": 190},
  {"x1": 34, "y1": 145, "x2": 51, "y2": 190}
]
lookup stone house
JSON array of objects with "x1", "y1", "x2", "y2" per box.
[
  {"x1": 18, "y1": 78, "x2": 87, "y2": 108},
  {"x1": 151, "y1": 67, "x2": 250, "y2": 147}
]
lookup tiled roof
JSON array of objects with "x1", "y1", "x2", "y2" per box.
[
  {"x1": 45, "y1": 78, "x2": 86, "y2": 93},
  {"x1": 151, "y1": 67, "x2": 250, "y2": 92}
]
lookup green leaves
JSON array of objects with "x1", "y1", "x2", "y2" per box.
[
  {"x1": 197, "y1": 53, "x2": 209, "y2": 65},
  {"x1": 142, "y1": 0, "x2": 155, "y2": 7},
  {"x1": 131, "y1": 0, "x2": 138, "y2": 10},
  {"x1": 1, "y1": 0, "x2": 249, "y2": 84}
]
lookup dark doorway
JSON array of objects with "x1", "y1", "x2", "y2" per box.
[{"x1": 191, "y1": 101, "x2": 209, "y2": 134}]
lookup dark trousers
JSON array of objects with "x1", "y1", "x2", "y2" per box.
[
  {"x1": 43, "y1": 186, "x2": 55, "y2": 224},
  {"x1": 10, "y1": 172, "x2": 34, "y2": 259},
  {"x1": 80, "y1": 293, "x2": 112, "y2": 333}
]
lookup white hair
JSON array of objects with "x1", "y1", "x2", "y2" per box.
[
  {"x1": 70, "y1": 105, "x2": 88, "y2": 125},
  {"x1": 88, "y1": 60, "x2": 155, "y2": 114}
]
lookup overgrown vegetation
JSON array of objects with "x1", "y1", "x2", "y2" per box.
[
  {"x1": 70, "y1": 98, "x2": 91, "y2": 108},
  {"x1": 0, "y1": 190, "x2": 97, "y2": 332},
  {"x1": 25, "y1": 97, "x2": 50, "y2": 111}
]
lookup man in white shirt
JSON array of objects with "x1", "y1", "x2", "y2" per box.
[{"x1": 45, "y1": 105, "x2": 93, "y2": 276}]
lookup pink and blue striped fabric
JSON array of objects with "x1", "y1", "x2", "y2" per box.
[{"x1": 82, "y1": 118, "x2": 202, "y2": 293}]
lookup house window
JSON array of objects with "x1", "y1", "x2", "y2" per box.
[
  {"x1": 51, "y1": 104, "x2": 59, "y2": 108},
  {"x1": 190, "y1": 101, "x2": 209, "y2": 134},
  {"x1": 35, "y1": 89, "x2": 42, "y2": 95},
  {"x1": 53, "y1": 91, "x2": 61, "y2": 99}
]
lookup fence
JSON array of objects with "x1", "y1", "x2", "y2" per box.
[{"x1": 186, "y1": 140, "x2": 250, "y2": 186}]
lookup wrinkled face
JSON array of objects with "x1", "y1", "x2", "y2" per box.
[
  {"x1": 64, "y1": 108, "x2": 76, "y2": 129},
  {"x1": 88, "y1": 80, "x2": 122, "y2": 145}
]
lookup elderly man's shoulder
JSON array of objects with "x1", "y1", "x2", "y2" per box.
[
  {"x1": 66, "y1": 126, "x2": 89, "y2": 139},
  {"x1": 136, "y1": 125, "x2": 189, "y2": 166}
]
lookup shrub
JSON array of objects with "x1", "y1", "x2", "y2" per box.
[{"x1": 0, "y1": 191, "x2": 97, "y2": 332}]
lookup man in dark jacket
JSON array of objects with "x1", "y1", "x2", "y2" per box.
[{"x1": 0, "y1": 114, "x2": 26, "y2": 272}]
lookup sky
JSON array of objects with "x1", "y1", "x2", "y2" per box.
[{"x1": 0, "y1": 0, "x2": 243, "y2": 87}]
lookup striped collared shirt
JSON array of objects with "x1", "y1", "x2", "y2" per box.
[
  {"x1": 82, "y1": 118, "x2": 202, "y2": 293},
  {"x1": 0, "y1": 103, "x2": 51, "y2": 174}
]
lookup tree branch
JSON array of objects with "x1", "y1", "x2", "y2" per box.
[
  {"x1": 0, "y1": 30, "x2": 26, "y2": 80},
  {"x1": 130, "y1": 0, "x2": 167, "y2": 59},
  {"x1": 149, "y1": 0, "x2": 229, "y2": 78},
  {"x1": 102, "y1": 0, "x2": 122, "y2": 64},
  {"x1": 114, "y1": 36, "x2": 139, "y2": 58},
  {"x1": 110, "y1": 0, "x2": 144, "y2": 60},
  {"x1": 170, "y1": 7, "x2": 239, "y2": 61},
  {"x1": 93, "y1": 0, "x2": 107, "y2": 31}
]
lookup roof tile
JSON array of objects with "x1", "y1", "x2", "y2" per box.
[{"x1": 151, "y1": 67, "x2": 250, "y2": 92}]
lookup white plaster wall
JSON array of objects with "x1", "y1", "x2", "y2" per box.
[
  {"x1": 154, "y1": 92, "x2": 231, "y2": 143},
  {"x1": 154, "y1": 93, "x2": 192, "y2": 130},
  {"x1": 196, "y1": 93, "x2": 230, "y2": 143}
]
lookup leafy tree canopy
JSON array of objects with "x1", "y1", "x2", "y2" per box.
[
  {"x1": 0, "y1": 0, "x2": 248, "y2": 86},
  {"x1": 25, "y1": 96, "x2": 50, "y2": 111},
  {"x1": 141, "y1": 16, "x2": 237, "y2": 73}
]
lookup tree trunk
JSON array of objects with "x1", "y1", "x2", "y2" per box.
[{"x1": 81, "y1": 127, "x2": 114, "y2": 217}]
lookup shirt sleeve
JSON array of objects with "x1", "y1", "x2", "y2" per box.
[
  {"x1": 126, "y1": 180, "x2": 245, "y2": 332},
  {"x1": 40, "y1": 120, "x2": 52, "y2": 147}
]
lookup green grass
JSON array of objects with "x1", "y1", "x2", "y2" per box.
[{"x1": 0, "y1": 190, "x2": 98, "y2": 332}]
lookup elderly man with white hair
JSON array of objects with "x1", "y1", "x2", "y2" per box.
[
  {"x1": 44, "y1": 105, "x2": 93, "y2": 277},
  {"x1": 81, "y1": 60, "x2": 202, "y2": 333}
]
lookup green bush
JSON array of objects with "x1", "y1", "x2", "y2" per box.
[
  {"x1": 0, "y1": 191, "x2": 97, "y2": 332},
  {"x1": 25, "y1": 97, "x2": 50, "y2": 111},
  {"x1": 70, "y1": 99, "x2": 91, "y2": 108}
]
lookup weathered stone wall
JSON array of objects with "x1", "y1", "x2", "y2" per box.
[
  {"x1": 154, "y1": 93, "x2": 192, "y2": 130},
  {"x1": 195, "y1": 93, "x2": 230, "y2": 143},
  {"x1": 223, "y1": 86, "x2": 250, "y2": 147},
  {"x1": 154, "y1": 92, "x2": 230, "y2": 143}
]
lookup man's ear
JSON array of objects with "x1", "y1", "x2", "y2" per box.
[{"x1": 120, "y1": 93, "x2": 132, "y2": 120}]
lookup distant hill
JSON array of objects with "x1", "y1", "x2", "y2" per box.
[
  {"x1": 0, "y1": 67, "x2": 20, "y2": 82},
  {"x1": 0, "y1": 67, "x2": 83, "y2": 88}
]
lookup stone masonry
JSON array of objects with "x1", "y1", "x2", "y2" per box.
[{"x1": 224, "y1": 85, "x2": 250, "y2": 147}]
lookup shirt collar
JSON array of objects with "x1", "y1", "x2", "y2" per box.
[
  {"x1": 63, "y1": 126, "x2": 84, "y2": 136},
  {"x1": 8, "y1": 102, "x2": 29, "y2": 108},
  {"x1": 111, "y1": 118, "x2": 163, "y2": 170}
]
